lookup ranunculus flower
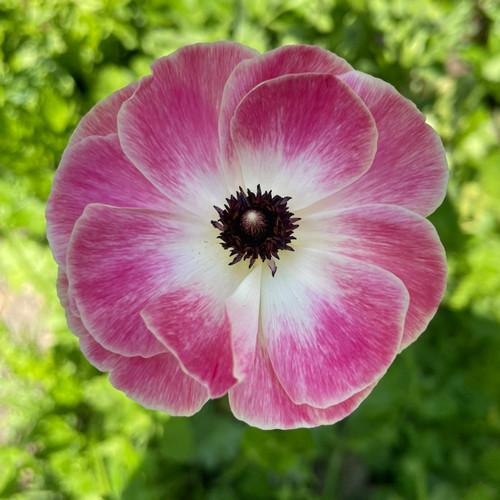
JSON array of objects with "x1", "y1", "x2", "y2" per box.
[{"x1": 46, "y1": 43, "x2": 448, "y2": 429}]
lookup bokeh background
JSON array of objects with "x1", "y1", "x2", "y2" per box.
[{"x1": 1, "y1": 0, "x2": 500, "y2": 498}]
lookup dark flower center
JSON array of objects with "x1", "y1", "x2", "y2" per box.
[{"x1": 211, "y1": 185, "x2": 300, "y2": 276}]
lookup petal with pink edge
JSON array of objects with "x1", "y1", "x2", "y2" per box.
[
  {"x1": 68, "y1": 82, "x2": 138, "y2": 147},
  {"x1": 74, "y1": 311, "x2": 208, "y2": 415},
  {"x1": 229, "y1": 342, "x2": 376, "y2": 430},
  {"x1": 259, "y1": 249, "x2": 409, "y2": 408},
  {"x1": 109, "y1": 352, "x2": 210, "y2": 416},
  {"x1": 142, "y1": 264, "x2": 262, "y2": 397},
  {"x1": 67, "y1": 203, "x2": 253, "y2": 359},
  {"x1": 77, "y1": 316, "x2": 208, "y2": 415},
  {"x1": 230, "y1": 74, "x2": 378, "y2": 209},
  {"x1": 141, "y1": 290, "x2": 236, "y2": 398},
  {"x1": 46, "y1": 134, "x2": 171, "y2": 268},
  {"x1": 220, "y1": 45, "x2": 352, "y2": 167},
  {"x1": 67, "y1": 205, "x2": 181, "y2": 358},
  {"x1": 78, "y1": 329, "x2": 121, "y2": 372},
  {"x1": 313, "y1": 71, "x2": 448, "y2": 216},
  {"x1": 298, "y1": 204, "x2": 447, "y2": 350},
  {"x1": 57, "y1": 269, "x2": 120, "y2": 370},
  {"x1": 57, "y1": 268, "x2": 80, "y2": 320},
  {"x1": 59, "y1": 269, "x2": 208, "y2": 414},
  {"x1": 118, "y1": 42, "x2": 258, "y2": 216}
]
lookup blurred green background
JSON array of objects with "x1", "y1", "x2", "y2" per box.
[{"x1": 1, "y1": 0, "x2": 499, "y2": 498}]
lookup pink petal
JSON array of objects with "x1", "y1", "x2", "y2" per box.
[
  {"x1": 229, "y1": 342, "x2": 376, "y2": 430},
  {"x1": 66, "y1": 205, "x2": 179, "y2": 358},
  {"x1": 299, "y1": 204, "x2": 447, "y2": 350},
  {"x1": 109, "y1": 352, "x2": 210, "y2": 416},
  {"x1": 259, "y1": 249, "x2": 409, "y2": 408},
  {"x1": 141, "y1": 264, "x2": 262, "y2": 397},
  {"x1": 76, "y1": 316, "x2": 208, "y2": 415},
  {"x1": 68, "y1": 82, "x2": 138, "y2": 147},
  {"x1": 314, "y1": 71, "x2": 448, "y2": 216},
  {"x1": 46, "y1": 134, "x2": 171, "y2": 268},
  {"x1": 58, "y1": 272, "x2": 208, "y2": 415},
  {"x1": 57, "y1": 269, "x2": 120, "y2": 370},
  {"x1": 220, "y1": 45, "x2": 352, "y2": 168},
  {"x1": 56, "y1": 268, "x2": 80, "y2": 320},
  {"x1": 76, "y1": 314, "x2": 208, "y2": 415},
  {"x1": 79, "y1": 331, "x2": 120, "y2": 372},
  {"x1": 141, "y1": 291, "x2": 236, "y2": 398},
  {"x1": 230, "y1": 74, "x2": 377, "y2": 209},
  {"x1": 118, "y1": 42, "x2": 258, "y2": 216},
  {"x1": 79, "y1": 318, "x2": 208, "y2": 415},
  {"x1": 67, "y1": 202, "x2": 254, "y2": 359}
]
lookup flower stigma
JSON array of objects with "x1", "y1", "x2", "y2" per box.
[{"x1": 211, "y1": 185, "x2": 300, "y2": 276}]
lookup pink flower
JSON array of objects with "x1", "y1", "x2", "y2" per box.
[{"x1": 46, "y1": 43, "x2": 448, "y2": 429}]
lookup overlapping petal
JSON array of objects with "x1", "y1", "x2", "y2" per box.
[
  {"x1": 46, "y1": 134, "x2": 171, "y2": 268},
  {"x1": 66, "y1": 205, "x2": 183, "y2": 357},
  {"x1": 108, "y1": 353, "x2": 210, "y2": 416},
  {"x1": 58, "y1": 269, "x2": 208, "y2": 413},
  {"x1": 56, "y1": 269, "x2": 84, "y2": 331},
  {"x1": 308, "y1": 71, "x2": 448, "y2": 217},
  {"x1": 118, "y1": 42, "x2": 258, "y2": 215},
  {"x1": 298, "y1": 204, "x2": 447, "y2": 349},
  {"x1": 57, "y1": 269, "x2": 120, "y2": 369},
  {"x1": 229, "y1": 342, "x2": 376, "y2": 430},
  {"x1": 142, "y1": 291, "x2": 237, "y2": 398},
  {"x1": 141, "y1": 262, "x2": 262, "y2": 396},
  {"x1": 258, "y1": 249, "x2": 409, "y2": 408},
  {"x1": 230, "y1": 73, "x2": 377, "y2": 209},
  {"x1": 68, "y1": 82, "x2": 138, "y2": 147},
  {"x1": 220, "y1": 45, "x2": 352, "y2": 167},
  {"x1": 67, "y1": 202, "x2": 255, "y2": 367}
]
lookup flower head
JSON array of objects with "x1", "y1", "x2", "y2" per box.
[{"x1": 46, "y1": 43, "x2": 448, "y2": 429}]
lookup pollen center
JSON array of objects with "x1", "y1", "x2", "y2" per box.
[
  {"x1": 211, "y1": 185, "x2": 300, "y2": 276},
  {"x1": 241, "y1": 209, "x2": 267, "y2": 238}
]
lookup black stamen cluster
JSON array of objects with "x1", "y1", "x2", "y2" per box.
[{"x1": 211, "y1": 185, "x2": 300, "y2": 272}]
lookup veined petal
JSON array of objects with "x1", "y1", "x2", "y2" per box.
[
  {"x1": 310, "y1": 71, "x2": 448, "y2": 216},
  {"x1": 141, "y1": 261, "x2": 262, "y2": 397},
  {"x1": 68, "y1": 82, "x2": 138, "y2": 147},
  {"x1": 220, "y1": 45, "x2": 352, "y2": 168},
  {"x1": 57, "y1": 268, "x2": 80, "y2": 320},
  {"x1": 259, "y1": 249, "x2": 409, "y2": 408},
  {"x1": 230, "y1": 74, "x2": 377, "y2": 209},
  {"x1": 109, "y1": 352, "x2": 210, "y2": 416},
  {"x1": 78, "y1": 317, "x2": 208, "y2": 415},
  {"x1": 141, "y1": 291, "x2": 236, "y2": 398},
  {"x1": 58, "y1": 271, "x2": 208, "y2": 415},
  {"x1": 298, "y1": 204, "x2": 447, "y2": 350},
  {"x1": 67, "y1": 203, "x2": 253, "y2": 360},
  {"x1": 67, "y1": 205, "x2": 181, "y2": 357},
  {"x1": 79, "y1": 330, "x2": 120, "y2": 372},
  {"x1": 77, "y1": 313, "x2": 208, "y2": 415},
  {"x1": 229, "y1": 342, "x2": 376, "y2": 430},
  {"x1": 57, "y1": 269, "x2": 121, "y2": 370},
  {"x1": 118, "y1": 42, "x2": 258, "y2": 216},
  {"x1": 46, "y1": 134, "x2": 171, "y2": 268}
]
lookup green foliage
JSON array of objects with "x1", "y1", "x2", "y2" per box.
[{"x1": 1, "y1": 0, "x2": 499, "y2": 498}]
